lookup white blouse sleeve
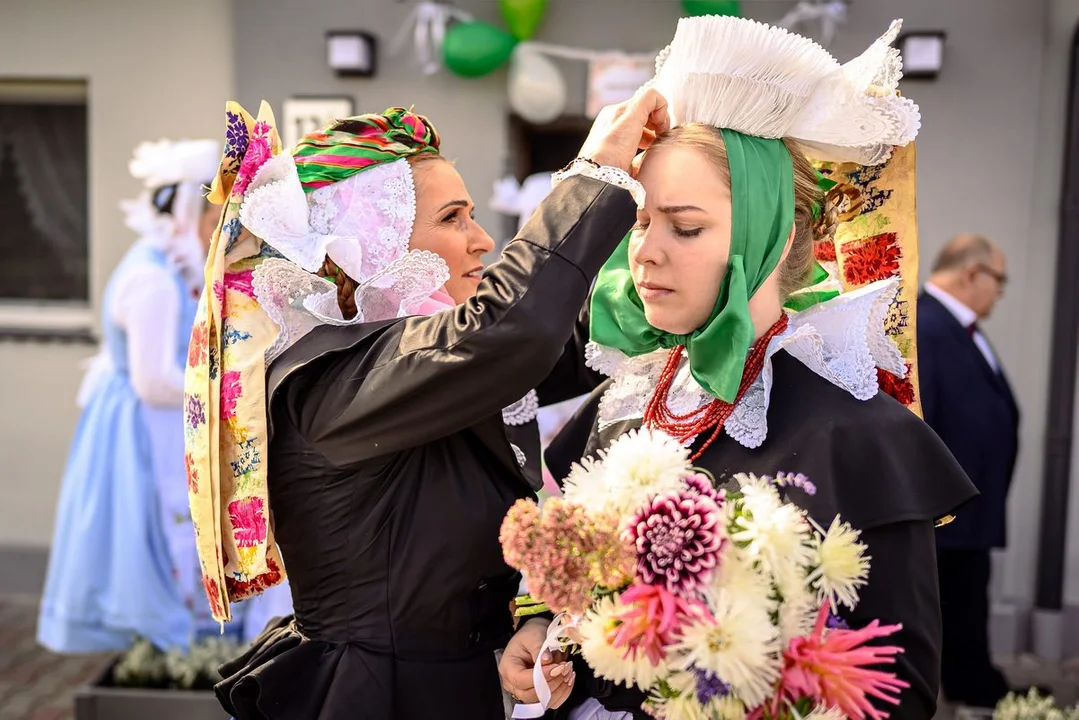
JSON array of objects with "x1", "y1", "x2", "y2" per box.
[{"x1": 109, "y1": 263, "x2": 187, "y2": 408}]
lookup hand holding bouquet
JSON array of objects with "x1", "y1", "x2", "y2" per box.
[{"x1": 500, "y1": 429, "x2": 907, "y2": 719}]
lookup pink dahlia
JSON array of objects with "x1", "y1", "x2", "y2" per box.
[
  {"x1": 775, "y1": 605, "x2": 908, "y2": 720},
  {"x1": 629, "y1": 489, "x2": 725, "y2": 596},
  {"x1": 608, "y1": 583, "x2": 703, "y2": 667},
  {"x1": 684, "y1": 472, "x2": 723, "y2": 503}
]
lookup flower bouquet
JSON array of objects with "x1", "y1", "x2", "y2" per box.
[{"x1": 500, "y1": 429, "x2": 907, "y2": 719}]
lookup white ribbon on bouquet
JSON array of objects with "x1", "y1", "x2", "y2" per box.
[{"x1": 512, "y1": 612, "x2": 576, "y2": 718}]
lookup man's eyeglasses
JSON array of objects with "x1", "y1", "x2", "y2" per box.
[{"x1": 976, "y1": 264, "x2": 1008, "y2": 286}]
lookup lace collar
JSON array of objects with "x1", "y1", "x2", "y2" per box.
[{"x1": 585, "y1": 279, "x2": 905, "y2": 449}]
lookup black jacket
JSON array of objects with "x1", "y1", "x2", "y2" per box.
[
  {"x1": 918, "y1": 293, "x2": 1019, "y2": 550},
  {"x1": 548, "y1": 351, "x2": 978, "y2": 720}
]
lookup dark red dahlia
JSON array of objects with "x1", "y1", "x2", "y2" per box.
[{"x1": 629, "y1": 490, "x2": 725, "y2": 596}]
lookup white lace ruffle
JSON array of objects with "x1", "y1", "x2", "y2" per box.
[
  {"x1": 589, "y1": 279, "x2": 905, "y2": 449},
  {"x1": 651, "y1": 17, "x2": 919, "y2": 165},
  {"x1": 240, "y1": 155, "x2": 419, "y2": 283},
  {"x1": 502, "y1": 390, "x2": 539, "y2": 426},
  {"x1": 552, "y1": 159, "x2": 646, "y2": 208}
]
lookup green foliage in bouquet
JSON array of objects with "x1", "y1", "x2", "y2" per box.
[{"x1": 112, "y1": 636, "x2": 245, "y2": 691}]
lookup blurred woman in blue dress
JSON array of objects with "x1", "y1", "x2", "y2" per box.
[{"x1": 38, "y1": 139, "x2": 291, "y2": 653}]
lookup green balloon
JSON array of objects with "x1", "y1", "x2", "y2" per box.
[
  {"x1": 681, "y1": 0, "x2": 741, "y2": 17},
  {"x1": 443, "y1": 21, "x2": 518, "y2": 78},
  {"x1": 499, "y1": 0, "x2": 548, "y2": 41}
]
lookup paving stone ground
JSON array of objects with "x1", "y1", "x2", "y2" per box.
[{"x1": 0, "y1": 596, "x2": 112, "y2": 720}]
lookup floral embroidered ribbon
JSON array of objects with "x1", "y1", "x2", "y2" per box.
[{"x1": 185, "y1": 101, "x2": 288, "y2": 623}]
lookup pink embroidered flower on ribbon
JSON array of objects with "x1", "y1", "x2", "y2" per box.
[
  {"x1": 224, "y1": 269, "x2": 256, "y2": 299},
  {"x1": 228, "y1": 497, "x2": 268, "y2": 547},
  {"x1": 220, "y1": 370, "x2": 243, "y2": 421},
  {"x1": 232, "y1": 121, "x2": 273, "y2": 197}
]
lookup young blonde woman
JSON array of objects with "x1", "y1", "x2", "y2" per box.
[{"x1": 503, "y1": 16, "x2": 978, "y2": 719}]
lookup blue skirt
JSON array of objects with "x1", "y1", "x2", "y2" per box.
[{"x1": 37, "y1": 372, "x2": 193, "y2": 653}]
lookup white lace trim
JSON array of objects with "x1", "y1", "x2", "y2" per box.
[
  {"x1": 510, "y1": 443, "x2": 528, "y2": 468},
  {"x1": 240, "y1": 155, "x2": 418, "y2": 283},
  {"x1": 502, "y1": 390, "x2": 539, "y2": 426},
  {"x1": 589, "y1": 279, "x2": 905, "y2": 449},
  {"x1": 552, "y1": 159, "x2": 646, "y2": 208},
  {"x1": 241, "y1": 152, "x2": 458, "y2": 363}
]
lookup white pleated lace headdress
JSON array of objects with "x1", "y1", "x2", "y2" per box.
[{"x1": 650, "y1": 16, "x2": 919, "y2": 165}]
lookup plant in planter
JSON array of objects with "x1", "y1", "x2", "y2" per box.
[
  {"x1": 112, "y1": 636, "x2": 244, "y2": 690},
  {"x1": 76, "y1": 636, "x2": 246, "y2": 720},
  {"x1": 982, "y1": 689, "x2": 1079, "y2": 720}
]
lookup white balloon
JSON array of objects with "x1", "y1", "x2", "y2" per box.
[{"x1": 507, "y1": 46, "x2": 567, "y2": 125}]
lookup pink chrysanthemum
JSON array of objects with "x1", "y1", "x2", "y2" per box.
[
  {"x1": 775, "y1": 605, "x2": 909, "y2": 720},
  {"x1": 608, "y1": 583, "x2": 703, "y2": 667},
  {"x1": 629, "y1": 490, "x2": 725, "y2": 596}
]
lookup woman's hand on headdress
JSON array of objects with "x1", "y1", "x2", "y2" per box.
[{"x1": 579, "y1": 88, "x2": 670, "y2": 172}]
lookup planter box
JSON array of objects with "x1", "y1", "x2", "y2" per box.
[{"x1": 74, "y1": 661, "x2": 229, "y2": 720}]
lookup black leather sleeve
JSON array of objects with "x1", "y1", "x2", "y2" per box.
[{"x1": 283, "y1": 176, "x2": 637, "y2": 466}]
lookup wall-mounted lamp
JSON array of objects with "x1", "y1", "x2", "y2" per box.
[
  {"x1": 327, "y1": 31, "x2": 378, "y2": 78},
  {"x1": 897, "y1": 31, "x2": 946, "y2": 80}
]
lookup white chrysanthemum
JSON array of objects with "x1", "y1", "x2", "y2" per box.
[
  {"x1": 777, "y1": 577, "x2": 818, "y2": 644},
  {"x1": 807, "y1": 516, "x2": 870, "y2": 610},
  {"x1": 729, "y1": 488, "x2": 815, "y2": 592},
  {"x1": 673, "y1": 587, "x2": 781, "y2": 707},
  {"x1": 804, "y1": 706, "x2": 846, "y2": 720},
  {"x1": 578, "y1": 595, "x2": 671, "y2": 688},
  {"x1": 566, "y1": 428, "x2": 691, "y2": 518},
  {"x1": 560, "y1": 456, "x2": 609, "y2": 514},
  {"x1": 599, "y1": 428, "x2": 692, "y2": 517},
  {"x1": 645, "y1": 687, "x2": 747, "y2": 720},
  {"x1": 703, "y1": 546, "x2": 775, "y2": 618}
]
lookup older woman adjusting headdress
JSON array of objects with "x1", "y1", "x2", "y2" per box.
[
  {"x1": 185, "y1": 95, "x2": 668, "y2": 719},
  {"x1": 527, "y1": 17, "x2": 977, "y2": 720}
]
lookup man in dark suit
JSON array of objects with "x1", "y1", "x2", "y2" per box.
[{"x1": 918, "y1": 234, "x2": 1018, "y2": 708}]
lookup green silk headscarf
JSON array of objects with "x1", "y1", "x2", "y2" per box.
[{"x1": 589, "y1": 129, "x2": 795, "y2": 403}]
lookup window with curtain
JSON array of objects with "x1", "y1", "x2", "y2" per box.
[{"x1": 0, "y1": 80, "x2": 90, "y2": 338}]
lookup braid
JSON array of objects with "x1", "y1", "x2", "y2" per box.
[
  {"x1": 318, "y1": 257, "x2": 359, "y2": 320},
  {"x1": 814, "y1": 187, "x2": 842, "y2": 245}
]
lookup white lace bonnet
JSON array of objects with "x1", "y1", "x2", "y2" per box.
[
  {"x1": 235, "y1": 122, "x2": 452, "y2": 362},
  {"x1": 121, "y1": 138, "x2": 219, "y2": 238},
  {"x1": 650, "y1": 16, "x2": 919, "y2": 165}
]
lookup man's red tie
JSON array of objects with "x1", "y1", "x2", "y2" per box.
[{"x1": 967, "y1": 323, "x2": 978, "y2": 338}]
